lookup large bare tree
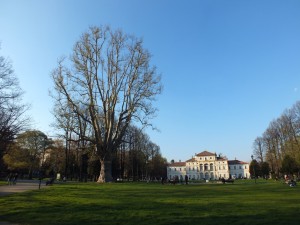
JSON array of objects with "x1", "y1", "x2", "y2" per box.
[{"x1": 51, "y1": 26, "x2": 162, "y2": 182}]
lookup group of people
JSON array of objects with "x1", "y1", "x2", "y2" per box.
[
  {"x1": 7, "y1": 172, "x2": 18, "y2": 185},
  {"x1": 284, "y1": 174, "x2": 297, "y2": 187},
  {"x1": 162, "y1": 175, "x2": 189, "y2": 185}
]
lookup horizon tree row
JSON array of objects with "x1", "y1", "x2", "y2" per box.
[
  {"x1": 253, "y1": 101, "x2": 300, "y2": 178},
  {"x1": 3, "y1": 127, "x2": 167, "y2": 181}
]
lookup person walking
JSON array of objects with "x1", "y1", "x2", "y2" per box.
[
  {"x1": 185, "y1": 174, "x2": 188, "y2": 185},
  {"x1": 13, "y1": 173, "x2": 18, "y2": 185},
  {"x1": 7, "y1": 173, "x2": 13, "y2": 186}
]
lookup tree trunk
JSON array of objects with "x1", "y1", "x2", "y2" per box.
[{"x1": 97, "y1": 159, "x2": 113, "y2": 183}]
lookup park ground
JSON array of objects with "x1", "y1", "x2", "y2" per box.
[{"x1": 0, "y1": 179, "x2": 299, "y2": 225}]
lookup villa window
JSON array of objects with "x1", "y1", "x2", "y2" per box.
[{"x1": 204, "y1": 164, "x2": 208, "y2": 171}]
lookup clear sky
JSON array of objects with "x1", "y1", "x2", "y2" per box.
[{"x1": 1, "y1": 0, "x2": 300, "y2": 163}]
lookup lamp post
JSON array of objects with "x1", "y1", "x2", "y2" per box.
[{"x1": 251, "y1": 155, "x2": 256, "y2": 184}]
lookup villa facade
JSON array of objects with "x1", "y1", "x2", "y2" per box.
[{"x1": 167, "y1": 151, "x2": 249, "y2": 181}]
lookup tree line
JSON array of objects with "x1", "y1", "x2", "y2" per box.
[
  {"x1": 3, "y1": 127, "x2": 167, "y2": 181},
  {"x1": 253, "y1": 101, "x2": 300, "y2": 178}
]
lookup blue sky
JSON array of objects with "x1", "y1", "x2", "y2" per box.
[{"x1": 1, "y1": 0, "x2": 300, "y2": 162}]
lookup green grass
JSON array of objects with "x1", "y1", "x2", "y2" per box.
[{"x1": 0, "y1": 180, "x2": 299, "y2": 225}]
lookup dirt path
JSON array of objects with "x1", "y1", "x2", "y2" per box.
[{"x1": 0, "y1": 180, "x2": 49, "y2": 197}]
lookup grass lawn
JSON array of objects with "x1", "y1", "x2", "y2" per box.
[{"x1": 0, "y1": 179, "x2": 299, "y2": 225}]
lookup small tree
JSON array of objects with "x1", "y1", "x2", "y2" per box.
[
  {"x1": 250, "y1": 159, "x2": 260, "y2": 178},
  {"x1": 3, "y1": 143, "x2": 29, "y2": 172},
  {"x1": 260, "y1": 161, "x2": 270, "y2": 179},
  {"x1": 15, "y1": 130, "x2": 49, "y2": 178},
  {"x1": 281, "y1": 155, "x2": 298, "y2": 176}
]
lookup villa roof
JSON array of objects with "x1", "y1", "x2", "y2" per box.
[
  {"x1": 196, "y1": 151, "x2": 216, "y2": 157},
  {"x1": 169, "y1": 162, "x2": 186, "y2": 167},
  {"x1": 228, "y1": 160, "x2": 248, "y2": 165},
  {"x1": 186, "y1": 157, "x2": 197, "y2": 162},
  {"x1": 216, "y1": 157, "x2": 227, "y2": 161}
]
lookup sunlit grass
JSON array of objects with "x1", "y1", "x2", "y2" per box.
[{"x1": 0, "y1": 180, "x2": 299, "y2": 225}]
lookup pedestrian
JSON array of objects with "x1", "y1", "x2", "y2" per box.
[
  {"x1": 13, "y1": 173, "x2": 18, "y2": 185},
  {"x1": 185, "y1": 174, "x2": 188, "y2": 185},
  {"x1": 7, "y1": 173, "x2": 13, "y2": 185},
  {"x1": 38, "y1": 175, "x2": 42, "y2": 190}
]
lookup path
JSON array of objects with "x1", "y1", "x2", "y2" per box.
[{"x1": 0, "y1": 179, "x2": 49, "y2": 196}]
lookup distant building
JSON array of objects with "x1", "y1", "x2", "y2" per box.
[
  {"x1": 228, "y1": 160, "x2": 249, "y2": 179},
  {"x1": 167, "y1": 150, "x2": 249, "y2": 180}
]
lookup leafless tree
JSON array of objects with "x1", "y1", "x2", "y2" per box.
[
  {"x1": 257, "y1": 101, "x2": 300, "y2": 176},
  {"x1": 253, "y1": 136, "x2": 265, "y2": 163},
  {"x1": 51, "y1": 26, "x2": 162, "y2": 182},
  {"x1": 0, "y1": 48, "x2": 29, "y2": 170}
]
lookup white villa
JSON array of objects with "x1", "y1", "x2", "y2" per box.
[{"x1": 167, "y1": 151, "x2": 249, "y2": 181}]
